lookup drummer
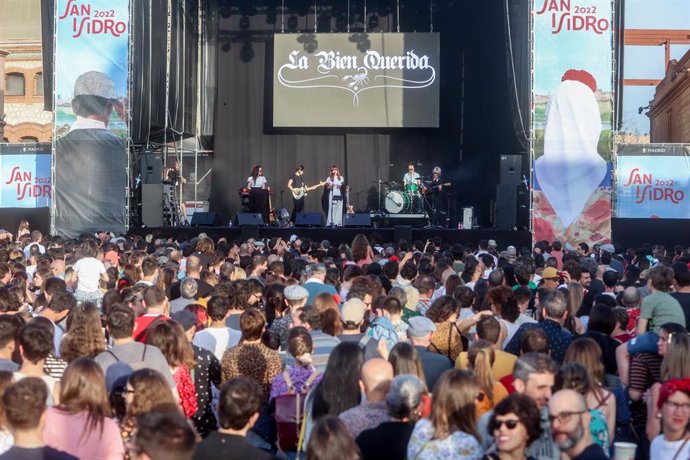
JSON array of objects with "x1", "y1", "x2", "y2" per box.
[
  {"x1": 403, "y1": 162, "x2": 422, "y2": 212},
  {"x1": 403, "y1": 162, "x2": 421, "y2": 191}
]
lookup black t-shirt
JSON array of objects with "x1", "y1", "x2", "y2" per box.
[
  {"x1": 571, "y1": 444, "x2": 609, "y2": 460},
  {"x1": 292, "y1": 173, "x2": 305, "y2": 189},
  {"x1": 671, "y1": 292, "x2": 690, "y2": 330},
  {"x1": 0, "y1": 446, "x2": 77, "y2": 460},
  {"x1": 356, "y1": 421, "x2": 415, "y2": 460},
  {"x1": 192, "y1": 432, "x2": 274, "y2": 460}
]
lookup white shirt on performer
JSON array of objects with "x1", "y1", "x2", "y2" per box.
[
  {"x1": 247, "y1": 176, "x2": 267, "y2": 188},
  {"x1": 326, "y1": 176, "x2": 344, "y2": 196},
  {"x1": 403, "y1": 171, "x2": 420, "y2": 186}
]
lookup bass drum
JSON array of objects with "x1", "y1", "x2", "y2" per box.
[{"x1": 385, "y1": 190, "x2": 410, "y2": 214}]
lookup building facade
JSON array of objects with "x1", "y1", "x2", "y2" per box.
[
  {"x1": 649, "y1": 50, "x2": 690, "y2": 143},
  {"x1": 0, "y1": 0, "x2": 52, "y2": 143}
]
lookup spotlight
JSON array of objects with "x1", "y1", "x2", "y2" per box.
[
  {"x1": 240, "y1": 41, "x2": 254, "y2": 63},
  {"x1": 368, "y1": 14, "x2": 379, "y2": 31},
  {"x1": 287, "y1": 15, "x2": 298, "y2": 32},
  {"x1": 239, "y1": 15, "x2": 250, "y2": 30}
]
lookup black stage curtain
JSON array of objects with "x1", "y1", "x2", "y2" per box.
[
  {"x1": 503, "y1": 0, "x2": 530, "y2": 153},
  {"x1": 130, "y1": 0, "x2": 216, "y2": 147},
  {"x1": 210, "y1": 36, "x2": 391, "y2": 222}
]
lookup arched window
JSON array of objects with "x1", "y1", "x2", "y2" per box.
[
  {"x1": 35, "y1": 72, "x2": 44, "y2": 95},
  {"x1": 6, "y1": 73, "x2": 25, "y2": 96}
]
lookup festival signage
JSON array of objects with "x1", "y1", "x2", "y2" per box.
[
  {"x1": 273, "y1": 33, "x2": 440, "y2": 128},
  {"x1": 0, "y1": 144, "x2": 52, "y2": 208},
  {"x1": 616, "y1": 144, "x2": 690, "y2": 218},
  {"x1": 52, "y1": 0, "x2": 129, "y2": 237},
  {"x1": 531, "y1": 0, "x2": 614, "y2": 245}
]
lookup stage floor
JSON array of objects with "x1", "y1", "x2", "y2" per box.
[{"x1": 128, "y1": 225, "x2": 533, "y2": 249}]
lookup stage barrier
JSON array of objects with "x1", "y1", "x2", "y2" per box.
[
  {"x1": 530, "y1": 0, "x2": 614, "y2": 246},
  {"x1": 51, "y1": 0, "x2": 130, "y2": 238}
]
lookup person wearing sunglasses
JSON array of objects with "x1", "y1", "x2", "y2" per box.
[
  {"x1": 548, "y1": 389, "x2": 608, "y2": 460},
  {"x1": 482, "y1": 393, "x2": 542, "y2": 460}
]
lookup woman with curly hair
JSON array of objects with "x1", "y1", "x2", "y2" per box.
[
  {"x1": 485, "y1": 287, "x2": 519, "y2": 345},
  {"x1": 60, "y1": 302, "x2": 106, "y2": 363},
  {"x1": 482, "y1": 393, "x2": 542, "y2": 460},
  {"x1": 43, "y1": 358, "x2": 124, "y2": 459},
  {"x1": 119, "y1": 369, "x2": 179, "y2": 458},
  {"x1": 427, "y1": 296, "x2": 463, "y2": 361},
  {"x1": 194, "y1": 237, "x2": 215, "y2": 269},
  {"x1": 146, "y1": 320, "x2": 198, "y2": 418},
  {"x1": 351, "y1": 234, "x2": 374, "y2": 267}
]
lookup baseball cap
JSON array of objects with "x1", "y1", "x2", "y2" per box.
[
  {"x1": 73, "y1": 71, "x2": 118, "y2": 99},
  {"x1": 541, "y1": 267, "x2": 559, "y2": 279},
  {"x1": 408, "y1": 317, "x2": 437, "y2": 337},
  {"x1": 172, "y1": 310, "x2": 197, "y2": 331},
  {"x1": 284, "y1": 285, "x2": 308, "y2": 301},
  {"x1": 488, "y1": 239, "x2": 497, "y2": 247},
  {"x1": 341, "y1": 298, "x2": 366, "y2": 324},
  {"x1": 600, "y1": 244, "x2": 615, "y2": 254},
  {"x1": 507, "y1": 245, "x2": 517, "y2": 256}
]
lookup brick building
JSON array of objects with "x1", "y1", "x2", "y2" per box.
[
  {"x1": 0, "y1": 0, "x2": 52, "y2": 143},
  {"x1": 649, "y1": 49, "x2": 690, "y2": 143}
]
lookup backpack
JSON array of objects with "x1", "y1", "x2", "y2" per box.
[
  {"x1": 107, "y1": 344, "x2": 149, "y2": 371},
  {"x1": 274, "y1": 369, "x2": 319, "y2": 452}
]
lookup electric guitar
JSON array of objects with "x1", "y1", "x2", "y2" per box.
[
  {"x1": 423, "y1": 182, "x2": 452, "y2": 193},
  {"x1": 291, "y1": 181, "x2": 326, "y2": 200}
]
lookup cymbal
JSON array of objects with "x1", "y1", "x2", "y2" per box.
[{"x1": 372, "y1": 180, "x2": 390, "y2": 185}]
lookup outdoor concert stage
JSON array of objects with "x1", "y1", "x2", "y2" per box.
[{"x1": 128, "y1": 225, "x2": 533, "y2": 249}]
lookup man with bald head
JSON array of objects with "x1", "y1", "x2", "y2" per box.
[
  {"x1": 339, "y1": 358, "x2": 394, "y2": 438},
  {"x1": 548, "y1": 389, "x2": 607, "y2": 460},
  {"x1": 169, "y1": 254, "x2": 213, "y2": 300}
]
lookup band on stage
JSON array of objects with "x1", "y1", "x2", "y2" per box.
[{"x1": 242, "y1": 161, "x2": 451, "y2": 227}]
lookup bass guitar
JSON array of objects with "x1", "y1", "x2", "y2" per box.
[{"x1": 291, "y1": 181, "x2": 326, "y2": 200}]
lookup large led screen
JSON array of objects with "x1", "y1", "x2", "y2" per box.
[{"x1": 273, "y1": 33, "x2": 440, "y2": 128}]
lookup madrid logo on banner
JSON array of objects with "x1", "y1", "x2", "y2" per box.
[{"x1": 531, "y1": 0, "x2": 614, "y2": 246}]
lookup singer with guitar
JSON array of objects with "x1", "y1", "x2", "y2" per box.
[
  {"x1": 286, "y1": 165, "x2": 325, "y2": 223},
  {"x1": 428, "y1": 166, "x2": 451, "y2": 226}
]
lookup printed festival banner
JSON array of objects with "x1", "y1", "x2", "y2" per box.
[
  {"x1": 616, "y1": 154, "x2": 690, "y2": 219},
  {"x1": 0, "y1": 144, "x2": 52, "y2": 208},
  {"x1": 52, "y1": 0, "x2": 129, "y2": 237},
  {"x1": 531, "y1": 0, "x2": 614, "y2": 245}
]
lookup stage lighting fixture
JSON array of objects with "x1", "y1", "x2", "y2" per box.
[
  {"x1": 239, "y1": 15, "x2": 250, "y2": 30},
  {"x1": 240, "y1": 41, "x2": 254, "y2": 63},
  {"x1": 368, "y1": 14, "x2": 379, "y2": 31},
  {"x1": 287, "y1": 15, "x2": 299, "y2": 31}
]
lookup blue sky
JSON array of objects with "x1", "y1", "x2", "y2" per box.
[{"x1": 622, "y1": 0, "x2": 690, "y2": 134}]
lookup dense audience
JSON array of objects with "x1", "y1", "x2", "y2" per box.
[{"x1": 0, "y1": 226, "x2": 688, "y2": 459}]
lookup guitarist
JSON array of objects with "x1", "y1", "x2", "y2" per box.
[
  {"x1": 287, "y1": 165, "x2": 307, "y2": 222},
  {"x1": 430, "y1": 166, "x2": 448, "y2": 225}
]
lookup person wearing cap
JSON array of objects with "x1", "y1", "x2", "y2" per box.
[
  {"x1": 650, "y1": 378, "x2": 690, "y2": 460},
  {"x1": 407, "y1": 316, "x2": 452, "y2": 391},
  {"x1": 540, "y1": 267, "x2": 561, "y2": 293},
  {"x1": 270, "y1": 284, "x2": 309, "y2": 350},
  {"x1": 54, "y1": 71, "x2": 127, "y2": 238},
  {"x1": 337, "y1": 298, "x2": 380, "y2": 361}
]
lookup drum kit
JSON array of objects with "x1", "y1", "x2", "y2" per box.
[{"x1": 381, "y1": 180, "x2": 426, "y2": 214}]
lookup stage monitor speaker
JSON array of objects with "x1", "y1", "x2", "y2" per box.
[
  {"x1": 141, "y1": 184, "x2": 163, "y2": 227},
  {"x1": 499, "y1": 155, "x2": 523, "y2": 185},
  {"x1": 234, "y1": 213, "x2": 264, "y2": 226},
  {"x1": 394, "y1": 226, "x2": 412, "y2": 245},
  {"x1": 295, "y1": 212, "x2": 323, "y2": 227},
  {"x1": 191, "y1": 212, "x2": 221, "y2": 226},
  {"x1": 141, "y1": 150, "x2": 163, "y2": 185},
  {"x1": 495, "y1": 184, "x2": 517, "y2": 230},
  {"x1": 344, "y1": 213, "x2": 371, "y2": 227}
]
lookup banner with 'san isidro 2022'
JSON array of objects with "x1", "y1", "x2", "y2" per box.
[
  {"x1": 531, "y1": 0, "x2": 614, "y2": 246},
  {"x1": 52, "y1": 0, "x2": 129, "y2": 238}
]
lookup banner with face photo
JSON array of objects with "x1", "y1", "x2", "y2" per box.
[
  {"x1": 531, "y1": 0, "x2": 614, "y2": 246},
  {"x1": 52, "y1": 0, "x2": 129, "y2": 238}
]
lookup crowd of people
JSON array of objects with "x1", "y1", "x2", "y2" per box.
[{"x1": 0, "y1": 224, "x2": 689, "y2": 460}]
